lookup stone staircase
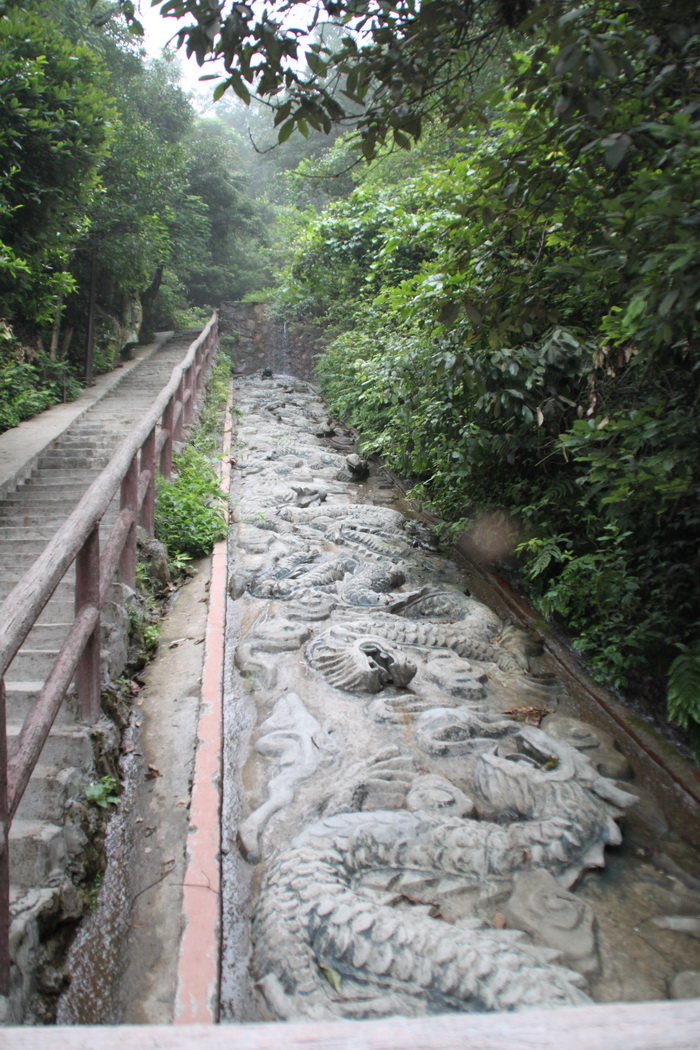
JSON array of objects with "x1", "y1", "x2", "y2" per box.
[{"x1": 0, "y1": 331, "x2": 200, "y2": 1020}]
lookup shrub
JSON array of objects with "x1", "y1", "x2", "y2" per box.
[{"x1": 154, "y1": 446, "x2": 226, "y2": 559}]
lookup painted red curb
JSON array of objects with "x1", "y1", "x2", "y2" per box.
[{"x1": 174, "y1": 383, "x2": 233, "y2": 1023}]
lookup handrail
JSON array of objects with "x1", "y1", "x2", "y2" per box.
[
  {"x1": 0, "y1": 316, "x2": 216, "y2": 679},
  {"x1": 0, "y1": 313, "x2": 219, "y2": 995}
]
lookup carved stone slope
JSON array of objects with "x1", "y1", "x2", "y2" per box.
[{"x1": 224, "y1": 372, "x2": 698, "y2": 1024}]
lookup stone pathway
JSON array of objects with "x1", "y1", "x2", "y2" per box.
[
  {"x1": 221, "y1": 372, "x2": 700, "y2": 1022},
  {"x1": 0, "y1": 332, "x2": 201, "y2": 1021}
]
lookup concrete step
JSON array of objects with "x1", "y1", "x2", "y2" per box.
[
  {"x1": 8, "y1": 641, "x2": 114, "y2": 682},
  {"x1": 0, "y1": 539, "x2": 52, "y2": 557},
  {"x1": 2, "y1": 486, "x2": 91, "y2": 503},
  {"x1": 35, "y1": 600, "x2": 77, "y2": 624},
  {"x1": 9, "y1": 820, "x2": 67, "y2": 888},
  {"x1": 0, "y1": 526, "x2": 57, "y2": 541},
  {"x1": 41, "y1": 432, "x2": 116, "y2": 444},
  {"x1": 0, "y1": 552, "x2": 76, "y2": 569},
  {"x1": 3, "y1": 682, "x2": 77, "y2": 725},
  {"x1": 0, "y1": 568, "x2": 76, "y2": 591},
  {"x1": 8, "y1": 650, "x2": 63, "y2": 681},
  {"x1": 37, "y1": 453, "x2": 111, "y2": 469},
  {"x1": 7, "y1": 722, "x2": 94, "y2": 769},
  {"x1": 14, "y1": 765, "x2": 83, "y2": 823},
  {"x1": 0, "y1": 576, "x2": 74, "y2": 598},
  {"x1": 24, "y1": 623, "x2": 72, "y2": 648},
  {"x1": 0, "y1": 509, "x2": 75, "y2": 528},
  {"x1": 0, "y1": 510, "x2": 83, "y2": 529},
  {"x1": 28, "y1": 470, "x2": 103, "y2": 485}
]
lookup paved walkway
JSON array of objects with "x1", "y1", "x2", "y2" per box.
[{"x1": 0, "y1": 335, "x2": 172, "y2": 499}]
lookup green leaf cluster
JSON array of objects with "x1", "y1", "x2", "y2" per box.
[
  {"x1": 84, "y1": 774, "x2": 120, "y2": 809},
  {"x1": 155, "y1": 446, "x2": 227, "y2": 560},
  {"x1": 0, "y1": 1, "x2": 115, "y2": 326},
  {"x1": 0, "y1": 321, "x2": 81, "y2": 433}
]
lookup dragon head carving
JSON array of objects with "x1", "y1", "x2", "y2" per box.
[{"x1": 306, "y1": 625, "x2": 417, "y2": 693}]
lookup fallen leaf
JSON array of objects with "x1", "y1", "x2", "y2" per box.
[
  {"x1": 319, "y1": 963, "x2": 342, "y2": 993},
  {"x1": 145, "y1": 765, "x2": 162, "y2": 779},
  {"x1": 502, "y1": 706, "x2": 551, "y2": 726}
]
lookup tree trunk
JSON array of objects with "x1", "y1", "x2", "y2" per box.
[
  {"x1": 139, "y1": 265, "x2": 164, "y2": 344},
  {"x1": 48, "y1": 293, "x2": 63, "y2": 361}
]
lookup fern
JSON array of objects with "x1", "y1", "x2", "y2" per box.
[{"x1": 667, "y1": 640, "x2": 700, "y2": 763}]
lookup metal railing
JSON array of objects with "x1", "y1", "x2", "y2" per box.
[{"x1": 0, "y1": 314, "x2": 219, "y2": 993}]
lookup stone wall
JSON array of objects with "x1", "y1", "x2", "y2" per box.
[{"x1": 219, "y1": 302, "x2": 325, "y2": 383}]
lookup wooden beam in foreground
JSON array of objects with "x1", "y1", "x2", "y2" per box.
[{"x1": 1, "y1": 1000, "x2": 699, "y2": 1050}]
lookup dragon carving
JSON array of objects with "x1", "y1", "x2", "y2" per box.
[{"x1": 252, "y1": 727, "x2": 636, "y2": 1020}]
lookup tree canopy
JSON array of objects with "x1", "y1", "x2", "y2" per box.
[{"x1": 0, "y1": 0, "x2": 268, "y2": 425}]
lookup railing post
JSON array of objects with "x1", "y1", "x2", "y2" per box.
[
  {"x1": 175, "y1": 376, "x2": 186, "y2": 441},
  {"x1": 75, "y1": 528, "x2": 101, "y2": 723},
  {"x1": 0, "y1": 679, "x2": 9, "y2": 996},
  {"x1": 184, "y1": 365, "x2": 195, "y2": 427},
  {"x1": 160, "y1": 399, "x2": 174, "y2": 480},
  {"x1": 140, "y1": 427, "x2": 156, "y2": 537},
  {"x1": 120, "y1": 457, "x2": 138, "y2": 588}
]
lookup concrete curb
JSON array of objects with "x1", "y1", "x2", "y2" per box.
[
  {"x1": 174, "y1": 382, "x2": 232, "y2": 1023},
  {"x1": 0, "y1": 334, "x2": 173, "y2": 500}
]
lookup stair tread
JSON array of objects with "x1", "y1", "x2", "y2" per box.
[{"x1": 9, "y1": 818, "x2": 63, "y2": 836}]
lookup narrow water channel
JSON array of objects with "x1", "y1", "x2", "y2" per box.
[{"x1": 220, "y1": 372, "x2": 700, "y2": 1021}]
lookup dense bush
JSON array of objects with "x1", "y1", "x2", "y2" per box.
[
  {"x1": 154, "y1": 446, "x2": 227, "y2": 559},
  {"x1": 0, "y1": 323, "x2": 81, "y2": 433},
  {"x1": 280, "y1": 2, "x2": 700, "y2": 754}
]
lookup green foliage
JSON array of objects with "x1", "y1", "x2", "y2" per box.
[
  {"x1": 154, "y1": 350, "x2": 231, "y2": 559},
  {"x1": 191, "y1": 354, "x2": 233, "y2": 454},
  {"x1": 0, "y1": 0, "x2": 115, "y2": 326},
  {"x1": 125, "y1": 0, "x2": 514, "y2": 158},
  {"x1": 0, "y1": 323, "x2": 81, "y2": 432},
  {"x1": 84, "y1": 775, "x2": 120, "y2": 809},
  {"x1": 128, "y1": 601, "x2": 161, "y2": 660},
  {"x1": 668, "y1": 641, "x2": 700, "y2": 762},
  {"x1": 273, "y1": 0, "x2": 700, "y2": 752},
  {"x1": 155, "y1": 447, "x2": 226, "y2": 559},
  {"x1": 0, "y1": 2, "x2": 267, "y2": 416}
]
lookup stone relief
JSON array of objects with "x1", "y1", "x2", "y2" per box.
[
  {"x1": 306, "y1": 625, "x2": 417, "y2": 693},
  {"x1": 226, "y1": 374, "x2": 649, "y2": 1023},
  {"x1": 238, "y1": 692, "x2": 339, "y2": 863},
  {"x1": 252, "y1": 729, "x2": 631, "y2": 1020}
]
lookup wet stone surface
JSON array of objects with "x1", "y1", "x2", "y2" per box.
[{"x1": 220, "y1": 373, "x2": 700, "y2": 1023}]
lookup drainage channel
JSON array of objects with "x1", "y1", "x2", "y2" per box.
[{"x1": 218, "y1": 371, "x2": 700, "y2": 1028}]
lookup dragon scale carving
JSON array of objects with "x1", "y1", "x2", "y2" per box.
[{"x1": 253, "y1": 730, "x2": 634, "y2": 1020}]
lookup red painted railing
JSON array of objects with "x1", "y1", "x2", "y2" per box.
[{"x1": 0, "y1": 314, "x2": 218, "y2": 994}]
